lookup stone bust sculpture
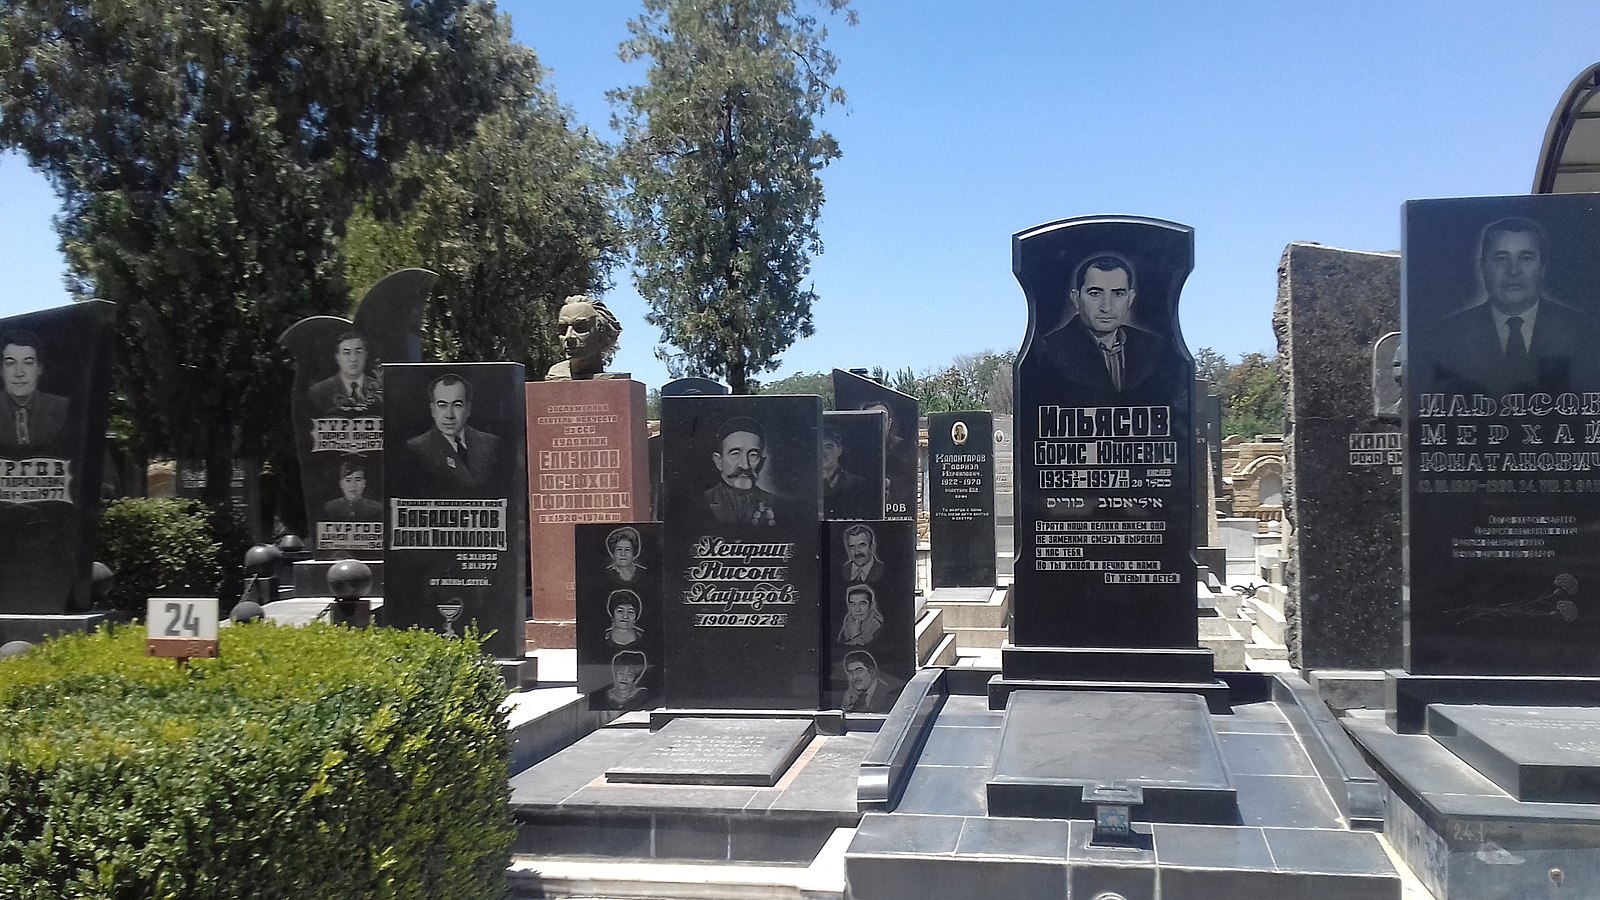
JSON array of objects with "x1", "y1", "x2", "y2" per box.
[{"x1": 545, "y1": 295, "x2": 622, "y2": 381}]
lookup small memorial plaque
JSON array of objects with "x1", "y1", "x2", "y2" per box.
[
  {"x1": 1428, "y1": 704, "x2": 1600, "y2": 803},
  {"x1": 825, "y1": 520, "x2": 916, "y2": 711},
  {"x1": 832, "y1": 370, "x2": 919, "y2": 520},
  {"x1": 382, "y1": 362, "x2": 527, "y2": 660},
  {"x1": 605, "y1": 717, "x2": 815, "y2": 786},
  {"x1": 1011, "y1": 216, "x2": 1197, "y2": 648},
  {"x1": 660, "y1": 395, "x2": 822, "y2": 708},
  {"x1": 927, "y1": 411, "x2": 996, "y2": 588},
  {"x1": 575, "y1": 522, "x2": 662, "y2": 711},
  {"x1": 1404, "y1": 195, "x2": 1600, "y2": 674}
]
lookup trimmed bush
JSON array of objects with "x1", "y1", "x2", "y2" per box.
[
  {"x1": 0, "y1": 625, "x2": 512, "y2": 899},
  {"x1": 95, "y1": 498, "x2": 224, "y2": 615}
]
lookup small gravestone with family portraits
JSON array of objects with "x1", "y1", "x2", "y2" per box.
[
  {"x1": 822, "y1": 519, "x2": 917, "y2": 711},
  {"x1": 659, "y1": 394, "x2": 822, "y2": 708},
  {"x1": 0, "y1": 300, "x2": 116, "y2": 638},
  {"x1": 574, "y1": 522, "x2": 662, "y2": 711},
  {"x1": 279, "y1": 269, "x2": 432, "y2": 594},
  {"x1": 381, "y1": 362, "x2": 527, "y2": 663}
]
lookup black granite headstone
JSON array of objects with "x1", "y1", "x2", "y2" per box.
[
  {"x1": 831, "y1": 370, "x2": 918, "y2": 520},
  {"x1": 280, "y1": 269, "x2": 431, "y2": 560},
  {"x1": 1011, "y1": 216, "x2": 1197, "y2": 648},
  {"x1": 1404, "y1": 194, "x2": 1600, "y2": 675},
  {"x1": 661, "y1": 377, "x2": 731, "y2": 397},
  {"x1": 382, "y1": 362, "x2": 527, "y2": 660},
  {"x1": 927, "y1": 411, "x2": 996, "y2": 588},
  {"x1": 0, "y1": 301, "x2": 116, "y2": 614},
  {"x1": 176, "y1": 457, "x2": 261, "y2": 539},
  {"x1": 821, "y1": 409, "x2": 886, "y2": 521},
  {"x1": 824, "y1": 520, "x2": 916, "y2": 711},
  {"x1": 660, "y1": 395, "x2": 822, "y2": 708},
  {"x1": 575, "y1": 522, "x2": 662, "y2": 711}
]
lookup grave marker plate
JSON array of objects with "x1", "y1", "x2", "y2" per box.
[
  {"x1": 661, "y1": 395, "x2": 822, "y2": 708},
  {"x1": 575, "y1": 522, "x2": 662, "y2": 710},
  {"x1": 832, "y1": 370, "x2": 919, "y2": 520},
  {"x1": 0, "y1": 300, "x2": 116, "y2": 614},
  {"x1": 927, "y1": 411, "x2": 996, "y2": 588},
  {"x1": 1011, "y1": 216, "x2": 1196, "y2": 647},
  {"x1": 825, "y1": 520, "x2": 917, "y2": 711},
  {"x1": 1404, "y1": 195, "x2": 1600, "y2": 674},
  {"x1": 382, "y1": 362, "x2": 527, "y2": 660},
  {"x1": 605, "y1": 717, "x2": 814, "y2": 786}
]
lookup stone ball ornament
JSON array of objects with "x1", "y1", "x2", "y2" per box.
[{"x1": 326, "y1": 559, "x2": 373, "y2": 601}]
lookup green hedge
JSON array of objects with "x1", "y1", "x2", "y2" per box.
[
  {"x1": 0, "y1": 624, "x2": 512, "y2": 899},
  {"x1": 95, "y1": 498, "x2": 225, "y2": 615}
]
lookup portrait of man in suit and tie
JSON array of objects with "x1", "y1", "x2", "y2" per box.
[
  {"x1": 841, "y1": 523, "x2": 885, "y2": 584},
  {"x1": 0, "y1": 330, "x2": 69, "y2": 455},
  {"x1": 1434, "y1": 217, "x2": 1597, "y2": 397},
  {"x1": 309, "y1": 332, "x2": 381, "y2": 416},
  {"x1": 406, "y1": 373, "x2": 500, "y2": 497},
  {"x1": 1034, "y1": 252, "x2": 1164, "y2": 395}
]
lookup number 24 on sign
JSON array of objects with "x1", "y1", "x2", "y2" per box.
[{"x1": 145, "y1": 598, "x2": 220, "y2": 664}]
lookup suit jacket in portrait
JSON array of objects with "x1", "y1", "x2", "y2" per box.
[
  {"x1": 842, "y1": 558, "x2": 885, "y2": 585},
  {"x1": 0, "y1": 391, "x2": 70, "y2": 456},
  {"x1": 405, "y1": 426, "x2": 501, "y2": 497},
  {"x1": 1034, "y1": 318, "x2": 1165, "y2": 395},
  {"x1": 309, "y1": 373, "x2": 382, "y2": 417},
  {"x1": 322, "y1": 496, "x2": 384, "y2": 521},
  {"x1": 1430, "y1": 299, "x2": 1598, "y2": 397},
  {"x1": 703, "y1": 480, "x2": 781, "y2": 526}
]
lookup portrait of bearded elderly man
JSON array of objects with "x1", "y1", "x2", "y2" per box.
[{"x1": 545, "y1": 295, "x2": 623, "y2": 381}]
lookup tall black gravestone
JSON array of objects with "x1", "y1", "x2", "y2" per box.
[
  {"x1": 1404, "y1": 194, "x2": 1600, "y2": 675},
  {"x1": 575, "y1": 522, "x2": 662, "y2": 711},
  {"x1": 0, "y1": 301, "x2": 116, "y2": 616},
  {"x1": 652, "y1": 377, "x2": 730, "y2": 522},
  {"x1": 280, "y1": 269, "x2": 431, "y2": 561},
  {"x1": 660, "y1": 395, "x2": 822, "y2": 708},
  {"x1": 822, "y1": 409, "x2": 886, "y2": 521},
  {"x1": 824, "y1": 520, "x2": 917, "y2": 711},
  {"x1": 1011, "y1": 216, "x2": 1197, "y2": 648},
  {"x1": 832, "y1": 370, "x2": 918, "y2": 520},
  {"x1": 927, "y1": 411, "x2": 996, "y2": 588},
  {"x1": 382, "y1": 362, "x2": 528, "y2": 661}
]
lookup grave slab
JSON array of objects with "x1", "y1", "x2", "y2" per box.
[
  {"x1": 986, "y1": 690, "x2": 1237, "y2": 823},
  {"x1": 1428, "y1": 704, "x2": 1600, "y2": 803},
  {"x1": 605, "y1": 717, "x2": 815, "y2": 786}
]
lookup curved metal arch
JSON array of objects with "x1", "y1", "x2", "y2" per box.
[{"x1": 1534, "y1": 63, "x2": 1600, "y2": 194}]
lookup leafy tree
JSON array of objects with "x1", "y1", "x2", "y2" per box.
[
  {"x1": 894, "y1": 350, "x2": 1015, "y2": 414},
  {"x1": 1194, "y1": 346, "x2": 1230, "y2": 387},
  {"x1": 612, "y1": 0, "x2": 854, "y2": 394},
  {"x1": 0, "y1": 0, "x2": 535, "y2": 506},
  {"x1": 756, "y1": 370, "x2": 833, "y2": 405},
  {"x1": 1217, "y1": 351, "x2": 1285, "y2": 437},
  {"x1": 345, "y1": 96, "x2": 622, "y2": 372}
]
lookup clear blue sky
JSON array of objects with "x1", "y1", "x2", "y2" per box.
[{"x1": 5, "y1": 2, "x2": 1600, "y2": 389}]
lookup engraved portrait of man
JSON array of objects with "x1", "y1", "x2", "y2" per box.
[
  {"x1": 406, "y1": 374, "x2": 501, "y2": 496},
  {"x1": 703, "y1": 416, "x2": 780, "y2": 526},
  {"x1": 1033, "y1": 253, "x2": 1163, "y2": 394},
  {"x1": 0, "y1": 331, "x2": 69, "y2": 455},
  {"x1": 309, "y1": 332, "x2": 382, "y2": 416}
]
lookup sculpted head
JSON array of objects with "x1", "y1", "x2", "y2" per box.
[{"x1": 555, "y1": 295, "x2": 621, "y2": 377}]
